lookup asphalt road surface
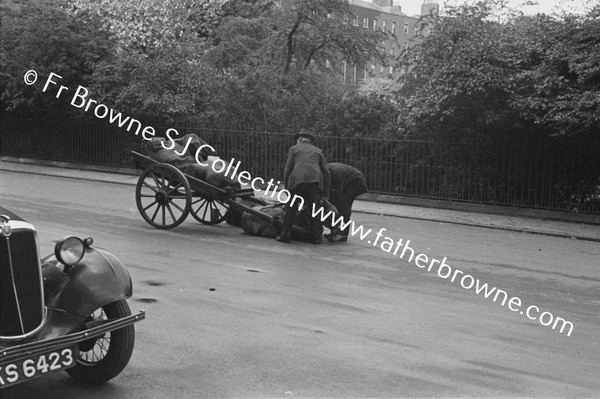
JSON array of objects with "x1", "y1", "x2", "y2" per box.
[{"x1": 1, "y1": 170, "x2": 599, "y2": 399}]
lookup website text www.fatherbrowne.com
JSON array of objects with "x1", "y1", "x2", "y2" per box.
[
  {"x1": 28, "y1": 69, "x2": 574, "y2": 338},
  {"x1": 311, "y1": 205, "x2": 575, "y2": 337}
]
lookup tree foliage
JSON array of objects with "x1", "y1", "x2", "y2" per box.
[
  {"x1": 2, "y1": 0, "x2": 599, "y2": 141},
  {"x1": 508, "y1": 8, "x2": 600, "y2": 137},
  {"x1": 199, "y1": 0, "x2": 390, "y2": 130},
  {"x1": 1, "y1": 0, "x2": 392, "y2": 128},
  {"x1": 63, "y1": 0, "x2": 223, "y2": 124},
  {"x1": 0, "y1": 0, "x2": 112, "y2": 117},
  {"x1": 210, "y1": 0, "x2": 387, "y2": 77},
  {"x1": 395, "y1": 0, "x2": 600, "y2": 141},
  {"x1": 391, "y1": 0, "x2": 600, "y2": 209},
  {"x1": 316, "y1": 90, "x2": 400, "y2": 138},
  {"x1": 67, "y1": 0, "x2": 222, "y2": 54}
]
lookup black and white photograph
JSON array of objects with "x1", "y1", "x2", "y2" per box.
[{"x1": 1, "y1": 0, "x2": 599, "y2": 398}]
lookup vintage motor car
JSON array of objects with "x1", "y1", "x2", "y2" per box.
[{"x1": 0, "y1": 206, "x2": 145, "y2": 389}]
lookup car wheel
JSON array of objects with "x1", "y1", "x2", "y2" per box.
[{"x1": 66, "y1": 300, "x2": 135, "y2": 384}]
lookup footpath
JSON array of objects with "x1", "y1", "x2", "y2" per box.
[{"x1": 1, "y1": 158, "x2": 599, "y2": 242}]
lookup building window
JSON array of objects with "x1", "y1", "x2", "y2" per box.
[
  {"x1": 383, "y1": 20, "x2": 387, "y2": 31},
  {"x1": 358, "y1": 66, "x2": 364, "y2": 82},
  {"x1": 404, "y1": 23, "x2": 409, "y2": 34},
  {"x1": 363, "y1": 17, "x2": 368, "y2": 28},
  {"x1": 373, "y1": 19, "x2": 377, "y2": 30},
  {"x1": 352, "y1": 15, "x2": 358, "y2": 26},
  {"x1": 392, "y1": 22, "x2": 396, "y2": 34}
]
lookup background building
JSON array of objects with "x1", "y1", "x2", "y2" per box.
[{"x1": 343, "y1": 0, "x2": 439, "y2": 84}]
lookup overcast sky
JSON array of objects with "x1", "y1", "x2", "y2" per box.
[{"x1": 397, "y1": 0, "x2": 591, "y2": 17}]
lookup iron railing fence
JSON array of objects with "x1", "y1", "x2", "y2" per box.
[{"x1": 1, "y1": 118, "x2": 599, "y2": 214}]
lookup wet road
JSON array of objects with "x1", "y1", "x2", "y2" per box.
[{"x1": 1, "y1": 170, "x2": 599, "y2": 398}]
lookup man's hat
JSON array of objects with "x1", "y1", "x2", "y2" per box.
[{"x1": 294, "y1": 128, "x2": 316, "y2": 142}]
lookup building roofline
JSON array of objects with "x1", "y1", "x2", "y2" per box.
[{"x1": 349, "y1": 0, "x2": 418, "y2": 18}]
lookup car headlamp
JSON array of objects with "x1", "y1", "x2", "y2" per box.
[{"x1": 54, "y1": 236, "x2": 86, "y2": 265}]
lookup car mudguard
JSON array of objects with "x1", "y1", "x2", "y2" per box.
[{"x1": 41, "y1": 247, "x2": 133, "y2": 318}]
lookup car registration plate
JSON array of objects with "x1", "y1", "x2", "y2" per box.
[{"x1": 0, "y1": 346, "x2": 77, "y2": 388}]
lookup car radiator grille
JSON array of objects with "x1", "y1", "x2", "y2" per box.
[{"x1": 0, "y1": 230, "x2": 44, "y2": 337}]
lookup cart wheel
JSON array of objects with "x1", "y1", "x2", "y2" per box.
[
  {"x1": 190, "y1": 195, "x2": 230, "y2": 225},
  {"x1": 135, "y1": 163, "x2": 191, "y2": 229}
]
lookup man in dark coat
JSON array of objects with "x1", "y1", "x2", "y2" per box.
[
  {"x1": 277, "y1": 129, "x2": 331, "y2": 244},
  {"x1": 325, "y1": 163, "x2": 368, "y2": 242}
]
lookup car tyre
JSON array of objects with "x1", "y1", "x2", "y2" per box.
[{"x1": 66, "y1": 300, "x2": 135, "y2": 384}]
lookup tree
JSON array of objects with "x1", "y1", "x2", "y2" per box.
[
  {"x1": 67, "y1": 0, "x2": 223, "y2": 54},
  {"x1": 315, "y1": 90, "x2": 400, "y2": 138},
  {"x1": 508, "y1": 6, "x2": 600, "y2": 138},
  {"x1": 394, "y1": 0, "x2": 600, "y2": 141},
  {"x1": 202, "y1": 0, "x2": 390, "y2": 129},
  {"x1": 212, "y1": 0, "x2": 388, "y2": 77},
  {"x1": 0, "y1": 0, "x2": 112, "y2": 117},
  {"x1": 55, "y1": 0, "x2": 225, "y2": 124},
  {"x1": 394, "y1": 0, "x2": 523, "y2": 140},
  {"x1": 391, "y1": 0, "x2": 600, "y2": 210}
]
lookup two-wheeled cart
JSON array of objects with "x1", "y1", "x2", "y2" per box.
[{"x1": 131, "y1": 151, "x2": 306, "y2": 234}]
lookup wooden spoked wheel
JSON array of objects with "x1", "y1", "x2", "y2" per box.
[
  {"x1": 135, "y1": 164, "x2": 192, "y2": 229},
  {"x1": 190, "y1": 195, "x2": 230, "y2": 225}
]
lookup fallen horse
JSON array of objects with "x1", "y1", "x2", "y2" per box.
[{"x1": 240, "y1": 201, "x2": 339, "y2": 243}]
